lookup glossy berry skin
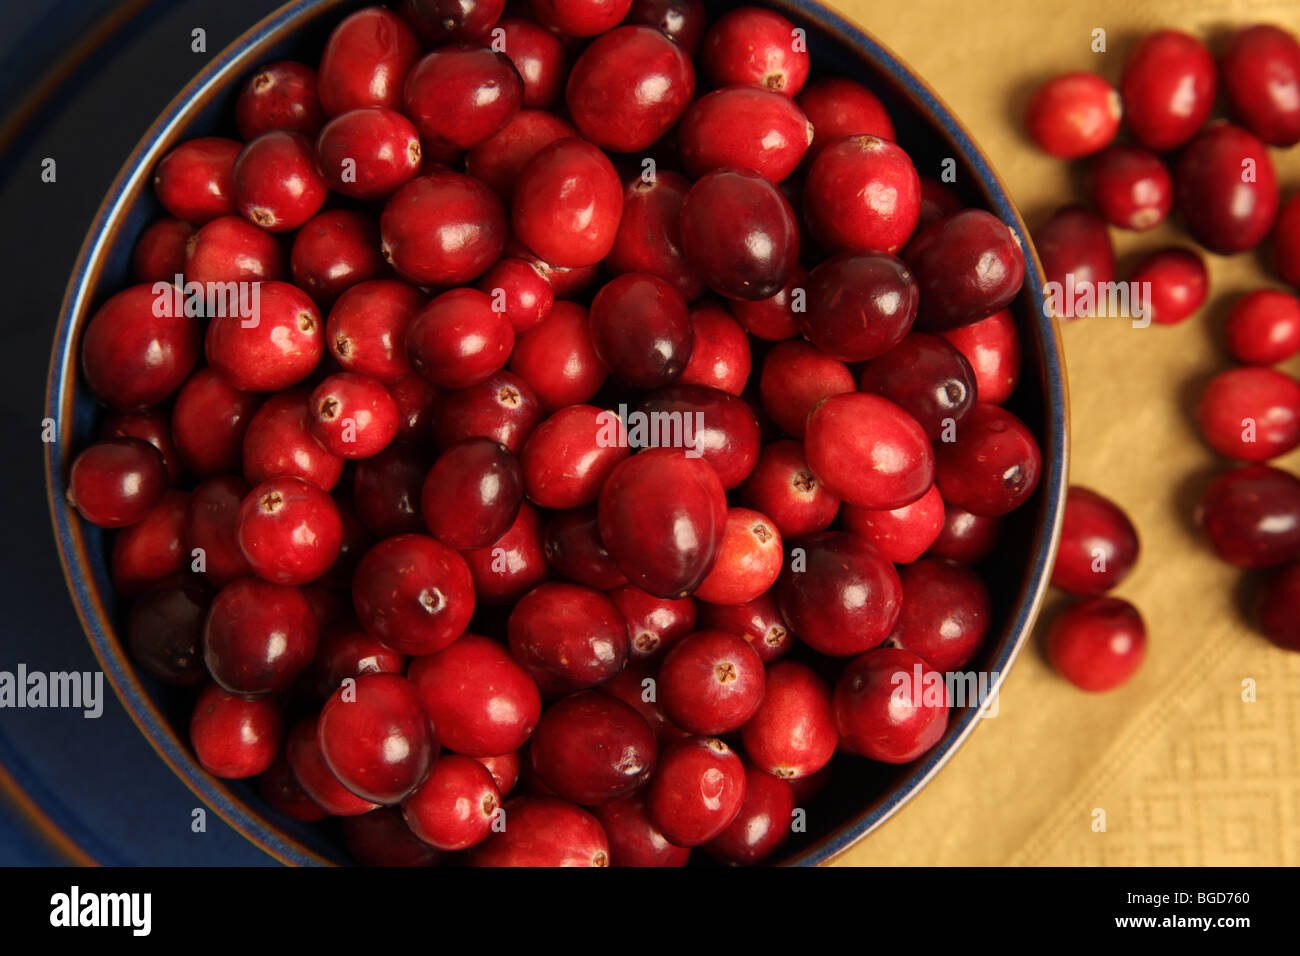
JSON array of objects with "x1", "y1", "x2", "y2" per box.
[
  {"x1": 589, "y1": 274, "x2": 692, "y2": 387},
  {"x1": 805, "y1": 392, "x2": 934, "y2": 511},
  {"x1": 833, "y1": 647, "x2": 948, "y2": 762},
  {"x1": 128, "y1": 583, "x2": 210, "y2": 687},
  {"x1": 403, "y1": 45, "x2": 522, "y2": 151},
  {"x1": 606, "y1": 171, "x2": 705, "y2": 303},
  {"x1": 236, "y1": 476, "x2": 343, "y2": 586},
  {"x1": 494, "y1": 17, "x2": 566, "y2": 107},
  {"x1": 306, "y1": 372, "x2": 399, "y2": 460},
  {"x1": 404, "y1": 0, "x2": 504, "y2": 42},
  {"x1": 698, "y1": 589, "x2": 792, "y2": 663},
  {"x1": 402, "y1": 754, "x2": 500, "y2": 851},
  {"x1": 544, "y1": 507, "x2": 629, "y2": 590},
  {"x1": 1120, "y1": 30, "x2": 1216, "y2": 151},
  {"x1": 1032, "y1": 206, "x2": 1116, "y2": 320},
  {"x1": 1258, "y1": 562, "x2": 1300, "y2": 652},
  {"x1": 680, "y1": 168, "x2": 799, "y2": 301},
  {"x1": 513, "y1": 138, "x2": 623, "y2": 268},
  {"x1": 702, "y1": 7, "x2": 809, "y2": 96},
  {"x1": 153, "y1": 137, "x2": 241, "y2": 224},
  {"x1": 1225, "y1": 291, "x2": 1300, "y2": 365},
  {"x1": 1200, "y1": 465, "x2": 1300, "y2": 568},
  {"x1": 659, "y1": 630, "x2": 765, "y2": 734},
  {"x1": 242, "y1": 389, "x2": 343, "y2": 491},
  {"x1": 694, "y1": 508, "x2": 783, "y2": 605},
  {"x1": 1087, "y1": 146, "x2": 1172, "y2": 231},
  {"x1": 1196, "y1": 367, "x2": 1300, "y2": 462},
  {"x1": 475, "y1": 752, "x2": 520, "y2": 794},
  {"x1": 1046, "y1": 597, "x2": 1146, "y2": 692},
  {"x1": 798, "y1": 77, "x2": 895, "y2": 164},
  {"x1": 1220, "y1": 25, "x2": 1300, "y2": 146},
  {"x1": 434, "y1": 371, "x2": 543, "y2": 455},
  {"x1": 66, "y1": 438, "x2": 167, "y2": 528},
  {"x1": 326, "y1": 280, "x2": 424, "y2": 384},
  {"x1": 203, "y1": 577, "x2": 318, "y2": 695},
  {"x1": 601, "y1": 665, "x2": 689, "y2": 744},
  {"x1": 184, "y1": 214, "x2": 285, "y2": 286},
  {"x1": 705, "y1": 764, "x2": 794, "y2": 865},
  {"x1": 1175, "y1": 124, "x2": 1279, "y2": 255},
  {"x1": 739, "y1": 439, "x2": 840, "y2": 539},
  {"x1": 939, "y1": 309, "x2": 1021, "y2": 406},
  {"x1": 679, "y1": 303, "x2": 750, "y2": 394},
  {"x1": 740, "y1": 660, "x2": 836, "y2": 780},
  {"x1": 508, "y1": 302, "x2": 606, "y2": 412},
  {"x1": 728, "y1": 264, "x2": 805, "y2": 340},
  {"x1": 478, "y1": 257, "x2": 553, "y2": 333},
  {"x1": 679, "y1": 86, "x2": 810, "y2": 182},
  {"x1": 777, "y1": 531, "x2": 903, "y2": 657},
  {"x1": 1024, "y1": 72, "x2": 1121, "y2": 158},
  {"x1": 1129, "y1": 247, "x2": 1207, "y2": 326},
  {"x1": 352, "y1": 534, "x2": 475, "y2": 654},
  {"x1": 468, "y1": 109, "x2": 577, "y2": 200},
  {"x1": 804, "y1": 137, "x2": 920, "y2": 256},
  {"x1": 315, "y1": 107, "x2": 420, "y2": 199},
  {"x1": 888, "y1": 559, "x2": 990, "y2": 671},
  {"x1": 389, "y1": 373, "x2": 440, "y2": 443},
  {"x1": 928, "y1": 503, "x2": 1002, "y2": 564},
  {"x1": 906, "y1": 210, "x2": 1026, "y2": 332},
  {"x1": 100, "y1": 407, "x2": 181, "y2": 483},
  {"x1": 520, "y1": 405, "x2": 628, "y2": 509},
  {"x1": 609, "y1": 585, "x2": 697, "y2": 664},
  {"x1": 596, "y1": 793, "x2": 690, "y2": 867},
  {"x1": 860, "y1": 334, "x2": 975, "y2": 440},
  {"x1": 1052, "y1": 486, "x2": 1140, "y2": 596},
  {"x1": 422, "y1": 437, "x2": 523, "y2": 549},
  {"x1": 638, "y1": 385, "x2": 761, "y2": 489},
  {"x1": 317, "y1": 6, "x2": 421, "y2": 115},
  {"x1": 408, "y1": 632, "x2": 541, "y2": 756},
  {"x1": 598, "y1": 448, "x2": 729, "y2": 598},
  {"x1": 507, "y1": 582, "x2": 629, "y2": 694},
  {"x1": 81, "y1": 285, "x2": 200, "y2": 410},
  {"x1": 801, "y1": 254, "x2": 919, "y2": 362},
  {"x1": 530, "y1": 0, "x2": 631, "y2": 37},
  {"x1": 646, "y1": 736, "x2": 746, "y2": 847},
  {"x1": 312, "y1": 625, "x2": 406, "y2": 699},
  {"x1": 190, "y1": 683, "x2": 283, "y2": 779},
  {"x1": 529, "y1": 691, "x2": 658, "y2": 804},
  {"x1": 934, "y1": 403, "x2": 1041, "y2": 517},
  {"x1": 381, "y1": 173, "x2": 507, "y2": 286},
  {"x1": 235, "y1": 61, "x2": 324, "y2": 140},
  {"x1": 285, "y1": 716, "x2": 377, "y2": 816},
  {"x1": 205, "y1": 281, "x2": 322, "y2": 393},
  {"x1": 132, "y1": 218, "x2": 194, "y2": 282},
  {"x1": 111, "y1": 490, "x2": 189, "y2": 597},
  {"x1": 290, "y1": 211, "x2": 385, "y2": 307},
  {"x1": 319, "y1": 673, "x2": 435, "y2": 804},
  {"x1": 842, "y1": 483, "x2": 946, "y2": 565},
  {"x1": 232, "y1": 131, "x2": 327, "y2": 231},
  {"x1": 407, "y1": 288, "x2": 514, "y2": 389},
  {"x1": 469, "y1": 796, "x2": 610, "y2": 867}
]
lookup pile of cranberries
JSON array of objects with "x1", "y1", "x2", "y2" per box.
[
  {"x1": 65, "y1": 0, "x2": 1043, "y2": 866},
  {"x1": 1026, "y1": 24, "x2": 1300, "y2": 670}
]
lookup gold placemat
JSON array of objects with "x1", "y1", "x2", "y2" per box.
[{"x1": 824, "y1": 0, "x2": 1300, "y2": 867}]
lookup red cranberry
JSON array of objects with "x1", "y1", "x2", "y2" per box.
[
  {"x1": 1032, "y1": 206, "x2": 1116, "y2": 320},
  {"x1": 834, "y1": 647, "x2": 948, "y2": 762},
  {"x1": 66, "y1": 438, "x2": 166, "y2": 528},
  {"x1": 1128, "y1": 247, "x2": 1208, "y2": 326},
  {"x1": 1258, "y1": 562, "x2": 1300, "y2": 651},
  {"x1": 679, "y1": 86, "x2": 809, "y2": 182},
  {"x1": 389, "y1": 373, "x2": 440, "y2": 442},
  {"x1": 206, "y1": 281, "x2": 322, "y2": 392},
  {"x1": 1175, "y1": 123, "x2": 1279, "y2": 255},
  {"x1": 315, "y1": 108, "x2": 420, "y2": 202},
  {"x1": 407, "y1": 288, "x2": 514, "y2": 389},
  {"x1": 342, "y1": 808, "x2": 441, "y2": 866},
  {"x1": 1197, "y1": 367, "x2": 1300, "y2": 461},
  {"x1": 326, "y1": 279, "x2": 424, "y2": 383},
  {"x1": 257, "y1": 755, "x2": 328, "y2": 821},
  {"x1": 1052, "y1": 486, "x2": 1140, "y2": 596},
  {"x1": 353, "y1": 442, "x2": 432, "y2": 537},
  {"x1": 319, "y1": 673, "x2": 435, "y2": 804},
  {"x1": 508, "y1": 302, "x2": 606, "y2": 411},
  {"x1": 153, "y1": 137, "x2": 241, "y2": 224},
  {"x1": 111, "y1": 490, "x2": 190, "y2": 597},
  {"x1": 404, "y1": 0, "x2": 504, "y2": 42},
  {"x1": 1087, "y1": 145, "x2": 1172, "y2": 231},
  {"x1": 307, "y1": 372, "x2": 399, "y2": 459},
  {"x1": 596, "y1": 793, "x2": 690, "y2": 867},
  {"x1": 859, "y1": 333, "x2": 976, "y2": 439},
  {"x1": 100, "y1": 407, "x2": 181, "y2": 483},
  {"x1": 312, "y1": 624, "x2": 406, "y2": 699},
  {"x1": 659, "y1": 630, "x2": 765, "y2": 734},
  {"x1": 236, "y1": 60, "x2": 324, "y2": 140},
  {"x1": 468, "y1": 796, "x2": 610, "y2": 866},
  {"x1": 478, "y1": 257, "x2": 554, "y2": 334},
  {"x1": 434, "y1": 370, "x2": 543, "y2": 454},
  {"x1": 702, "y1": 7, "x2": 808, "y2": 96},
  {"x1": 694, "y1": 508, "x2": 783, "y2": 606},
  {"x1": 236, "y1": 476, "x2": 342, "y2": 586},
  {"x1": 1200, "y1": 464, "x2": 1300, "y2": 568},
  {"x1": 475, "y1": 751, "x2": 520, "y2": 794},
  {"x1": 906, "y1": 210, "x2": 1026, "y2": 332},
  {"x1": 739, "y1": 439, "x2": 839, "y2": 538},
  {"x1": 132, "y1": 218, "x2": 193, "y2": 283},
  {"x1": 544, "y1": 507, "x2": 629, "y2": 590},
  {"x1": 513, "y1": 138, "x2": 623, "y2": 268},
  {"x1": 797, "y1": 77, "x2": 895, "y2": 164},
  {"x1": 402, "y1": 754, "x2": 500, "y2": 851},
  {"x1": 422, "y1": 437, "x2": 523, "y2": 549},
  {"x1": 190, "y1": 683, "x2": 283, "y2": 779},
  {"x1": 530, "y1": 691, "x2": 657, "y2": 804},
  {"x1": 520, "y1": 405, "x2": 628, "y2": 509},
  {"x1": 626, "y1": 0, "x2": 705, "y2": 55},
  {"x1": 531, "y1": 0, "x2": 631, "y2": 35},
  {"x1": 381, "y1": 173, "x2": 507, "y2": 286},
  {"x1": 887, "y1": 558, "x2": 990, "y2": 671},
  {"x1": 704, "y1": 764, "x2": 794, "y2": 865},
  {"x1": 739, "y1": 660, "x2": 835, "y2": 780},
  {"x1": 698, "y1": 589, "x2": 793, "y2": 663},
  {"x1": 171, "y1": 370, "x2": 259, "y2": 478},
  {"x1": 917, "y1": 177, "x2": 962, "y2": 229},
  {"x1": 802, "y1": 253, "x2": 919, "y2": 361},
  {"x1": 242, "y1": 388, "x2": 344, "y2": 490},
  {"x1": 1273, "y1": 193, "x2": 1300, "y2": 286},
  {"x1": 681, "y1": 168, "x2": 799, "y2": 301},
  {"x1": 470, "y1": 109, "x2": 577, "y2": 201},
  {"x1": 679, "y1": 303, "x2": 750, "y2": 395},
  {"x1": 404, "y1": 45, "x2": 522, "y2": 151},
  {"x1": 353, "y1": 534, "x2": 475, "y2": 653},
  {"x1": 606, "y1": 171, "x2": 705, "y2": 302},
  {"x1": 127, "y1": 582, "x2": 210, "y2": 686},
  {"x1": 609, "y1": 584, "x2": 696, "y2": 663},
  {"x1": 232, "y1": 131, "x2": 327, "y2": 232},
  {"x1": 646, "y1": 736, "x2": 745, "y2": 847},
  {"x1": 778, "y1": 531, "x2": 902, "y2": 656},
  {"x1": 601, "y1": 665, "x2": 689, "y2": 744},
  {"x1": 727, "y1": 263, "x2": 805, "y2": 340},
  {"x1": 938, "y1": 309, "x2": 1021, "y2": 406},
  {"x1": 495, "y1": 17, "x2": 566, "y2": 107},
  {"x1": 934, "y1": 403, "x2": 1041, "y2": 516},
  {"x1": 462, "y1": 502, "x2": 549, "y2": 603},
  {"x1": 1225, "y1": 290, "x2": 1300, "y2": 365},
  {"x1": 805, "y1": 392, "x2": 933, "y2": 510},
  {"x1": 285, "y1": 715, "x2": 377, "y2": 816},
  {"x1": 1120, "y1": 30, "x2": 1216, "y2": 151},
  {"x1": 507, "y1": 582, "x2": 629, "y2": 694},
  {"x1": 928, "y1": 502, "x2": 1002, "y2": 564},
  {"x1": 318, "y1": 6, "x2": 421, "y2": 115},
  {"x1": 81, "y1": 285, "x2": 200, "y2": 409},
  {"x1": 842, "y1": 483, "x2": 946, "y2": 565},
  {"x1": 1220, "y1": 25, "x2": 1300, "y2": 146},
  {"x1": 203, "y1": 577, "x2": 318, "y2": 694},
  {"x1": 589, "y1": 274, "x2": 692, "y2": 387},
  {"x1": 184, "y1": 215, "x2": 285, "y2": 286},
  {"x1": 1024, "y1": 72, "x2": 1121, "y2": 158},
  {"x1": 804, "y1": 137, "x2": 919, "y2": 256},
  {"x1": 1046, "y1": 597, "x2": 1146, "y2": 692},
  {"x1": 638, "y1": 384, "x2": 761, "y2": 489}
]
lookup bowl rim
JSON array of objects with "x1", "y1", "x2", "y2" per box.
[{"x1": 41, "y1": 0, "x2": 1068, "y2": 867}]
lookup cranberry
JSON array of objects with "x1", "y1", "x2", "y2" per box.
[
  {"x1": 739, "y1": 660, "x2": 835, "y2": 781},
  {"x1": 804, "y1": 136, "x2": 920, "y2": 256},
  {"x1": 80, "y1": 285, "x2": 200, "y2": 409},
  {"x1": 596, "y1": 793, "x2": 690, "y2": 867},
  {"x1": 203, "y1": 577, "x2": 318, "y2": 694},
  {"x1": 530, "y1": 691, "x2": 658, "y2": 804},
  {"x1": 842, "y1": 483, "x2": 946, "y2": 565},
  {"x1": 680, "y1": 168, "x2": 799, "y2": 301},
  {"x1": 632, "y1": 0, "x2": 706, "y2": 48},
  {"x1": 1052, "y1": 486, "x2": 1140, "y2": 596},
  {"x1": 351, "y1": 442, "x2": 430, "y2": 537},
  {"x1": 589, "y1": 274, "x2": 692, "y2": 387},
  {"x1": 458, "y1": 503, "x2": 546, "y2": 603},
  {"x1": 389, "y1": 373, "x2": 440, "y2": 442},
  {"x1": 934, "y1": 403, "x2": 1041, "y2": 516},
  {"x1": 353, "y1": 534, "x2": 475, "y2": 653},
  {"x1": 1200, "y1": 464, "x2": 1300, "y2": 567},
  {"x1": 153, "y1": 137, "x2": 241, "y2": 224},
  {"x1": 478, "y1": 257, "x2": 554, "y2": 333},
  {"x1": 1087, "y1": 146, "x2": 1172, "y2": 231},
  {"x1": 257, "y1": 755, "x2": 329, "y2": 822},
  {"x1": 694, "y1": 508, "x2": 783, "y2": 606},
  {"x1": 475, "y1": 751, "x2": 521, "y2": 794},
  {"x1": 606, "y1": 171, "x2": 705, "y2": 302},
  {"x1": 495, "y1": 17, "x2": 567, "y2": 107},
  {"x1": 205, "y1": 281, "x2": 323, "y2": 393},
  {"x1": 127, "y1": 582, "x2": 210, "y2": 686},
  {"x1": 190, "y1": 683, "x2": 283, "y2": 779},
  {"x1": 646, "y1": 736, "x2": 745, "y2": 847},
  {"x1": 938, "y1": 309, "x2": 1021, "y2": 406},
  {"x1": 1175, "y1": 123, "x2": 1279, "y2": 255},
  {"x1": 917, "y1": 177, "x2": 963, "y2": 229},
  {"x1": 1032, "y1": 206, "x2": 1116, "y2": 320},
  {"x1": 1023, "y1": 72, "x2": 1121, "y2": 158},
  {"x1": 1273, "y1": 192, "x2": 1300, "y2": 286},
  {"x1": 679, "y1": 86, "x2": 809, "y2": 182},
  {"x1": 132, "y1": 218, "x2": 193, "y2": 282},
  {"x1": 639, "y1": 384, "x2": 761, "y2": 489},
  {"x1": 433, "y1": 371, "x2": 542, "y2": 454},
  {"x1": 285, "y1": 715, "x2": 377, "y2": 816},
  {"x1": 727, "y1": 263, "x2": 805, "y2": 340},
  {"x1": 702, "y1": 7, "x2": 808, "y2": 96},
  {"x1": 242, "y1": 388, "x2": 344, "y2": 490},
  {"x1": 1258, "y1": 562, "x2": 1300, "y2": 651},
  {"x1": 312, "y1": 624, "x2": 406, "y2": 699},
  {"x1": 404, "y1": 0, "x2": 504, "y2": 42},
  {"x1": 778, "y1": 531, "x2": 902, "y2": 656},
  {"x1": 601, "y1": 665, "x2": 689, "y2": 744},
  {"x1": 306, "y1": 372, "x2": 400, "y2": 460},
  {"x1": 1221, "y1": 24, "x2": 1300, "y2": 147},
  {"x1": 928, "y1": 503, "x2": 1002, "y2": 564},
  {"x1": 519, "y1": 405, "x2": 626, "y2": 509},
  {"x1": 402, "y1": 753, "x2": 500, "y2": 851},
  {"x1": 319, "y1": 673, "x2": 435, "y2": 804},
  {"x1": 508, "y1": 303, "x2": 604, "y2": 411},
  {"x1": 797, "y1": 77, "x2": 895, "y2": 164},
  {"x1": 801, "y1": 253, "x2": 919, "y2": 362},
  {"x1": 232, "y1": 131, "x2": 327, "y2": 232},
  {"x1": 531, "y1": 0, "x2": 631, "y2": 35},
  {"x1": 184, "y1": 215, "x2": 286, "y2": 286},
  {"x1": 236, "y1": 60, "x2": 323, "y2": 140},
  {"x1": 513, "y1": 138, "x2": 623, "y2": 268},
  {"x1": 185, "y1": 480, "x2": 251, "y2": 592},
  {"x1": 888, "y1": 558, "x2": 990, "y2": 671},
  {"x1": 469, "y1": 796, "x2": 610, "y2": 866},
  {"x1": 1046, "y1": 597, "x2": 1146, "y2": 692},
  {"x1": 422, "y1": 437, "x2": 524, "y2": 548},
  {"x1": 834, "y1": 647, "x2": 948, "y2": 762},
  {"x1": 318, "y1": 6, "x2": 421, "y2": 115},
  {"x1": 698, "y1": 589, "x2": 792, "y2": 663},
  {"x1": 1197, "y1": 367, "x2": 1300, "y2": 462},
  {"x1": 404, "y1": 45, "x2": 522, "y2": 151},
  {"x1": 907, "y1": 210, "x2": 1026, "y2": 332},
  {"x1": 739, "y1": 439, "x2": 839, "y2": 538},
  {"x1": 111, "y1": 490, "x2": 190, "y2": 597},
  {"x1": 507, "y1": 582, "x2": 629, "y2": 694},
  {"x1": 805, "y1": 392, "x2": 933, "y2": 510},
  {"x1": 704, "y1": 764, "x2": 794, "y2": 865},
  {"x1": 315, "y1": 108, "x2": 420, "y2": 202},
  {"x1": 407, "y1": 288, "x2": 514, "y2": 389},
  {"x1": 1225, "y1": 290, "x2": 1300, "y2": 365},
  {"x1": 544, "y1": 507, "x2": 629, "y2": 590},
  {"x1": 659, "y1": 630, "x2": 765, "y2": 734},
  {"x1": 381, "y1": 173, "x2": 507, "y2": 286},
  {"x1": 342, "y1": 808, "x2": 441, "y2": 866},
  {"x1": 235, "y1": 476, "x2": 342, "y2": 586},
  {"x1": 859, "y1": 333, "x2": 976, "y2": 439},
  {"x1": 100, "y1": 407, "x2": 181, "y2": 483},
  {"x1": 326, "y1": 280, "x2": 424, "y2": 383},
  {"x1": 170, "y1": 372, "x2": 257, "y2": 478},
  {"x1": 678, "y1": 303, "x2": 750, "y2": 395},
  {"x1": 1120, "y1": 30, "x2": 1216, "y2": 151},
  {"x1": 1128, "y1": 247, "x2": 1208, "y2": 326},
  {"x1": 66, "y1": 438, "x2": 166, "y2": 528},
  {"x1": 608, "y1": 584, "x2": 696, "y2": 664}
]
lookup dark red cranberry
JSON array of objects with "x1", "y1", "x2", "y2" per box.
[
  {"x1": 906, "y1": 210, "x2": 1026, "y2": 332},
  {"x1": 600, "y1": 665, "x2": 690, "y2": 744},
  {"x1": 66, "y1": 438, "x2": 167, "y2": 528},
  {"x1": 1220, "y1": 24, "x2": 1300, "y2": 146},
  {"x1": 285, "y1": 715, "x2": 378, "y2": 816},
  {"x1": 404, "y1": 45, "x2": 522, "y2": 151},
  {"x1": 698, "y1": 588, "x2": 792, "y2": 663},
  {"x1": 470, "y1": 109, "x2": 577, "y2": 201},
  {"x1": 291, "y1": 211, "x2": 384, "y2": 309},
  {"x1": 128, "y1": 582, "x2": 210, "y2": 686},
  {"x1": 646, "y1": 736, "x2": 745, "y2": 847},
  {"x1": 323, "y1": 498, "x2": 372, "y2": 591},
  {"x1": 739, "y1": 439, "x2": 839, "y2": 538},
  {"x1": 934, "y1": 403, "x2": 1041, "y2": 516},
  {"x1": 1175, "y1": 123, "x2": 1279, "y2": 255},
  {"x1": 132, "y1": 218, "x2": 193, "y2": 283},
  {"x1": 678, "y1": 303, "x2": 750, "y2": 395},
  {"x1": 236, "y1": 60, "x2": 324, "y2": 140},
  {"x1": 342, "y1": 808, "x2": 441, "y2": 866},
  {"x1": 190, "y1": 682, "x2": 283, "y2": 779},
  {"x1": 1200, "y1": 464, "x2": 1300, "y2": 567},
  {"x1": 1226, "y1": 290, "x2": 1300, "y2": 365},
  {"x1": 740, "y1": 660, "x2": 835, "y2": 780},
  {"x1": 507, "y1": 582, "x2": 629, "y2": 694},
  {"x1": 404, "y1": 0, "x2": 504, "y2": 42},
  {"x1": 186, "y1": 476, "x2": 254, "y2": 588},
  {"x1": 805, "y1": 392, "x2": 933, "y2": 510},
  {"x1": 928, "y1": 503, "x2": 1002, "y2": 564},
  {"x1": 1197, "y1": 367, "x2": 1300, "y2": 462},
  {"x1": 638, "y1": 384, "x2": 761, "y2": 489},
  {"x1": 1024, "y1": 72, "x2": 1121, "y2": 158},
  {"x1": 257, "y1": 756, "x2": 329, "y2": 822},
  {"x1": 468, "y1": 796, "x2": 610, "y2": 867},
  {"x1": 203, "y1": 577, "x2": 318, "y2": 694},
  {"x1": 352, "y1": 534, "x2": 475, "y2": 653},
  {"x1": 478, "y1": 257, "x2": 554, "y2": 334},
  {"x1": 917, "y1": 177, "x2": 962, "y2": 229},
  {"x1": 318, "y1": 6, "x2": 421, "y2": 115},
  {"x1": 100, "y1": 407, "x2": 181, "y2": 483},
  {"x1": 352, "y1": 442, "x2": 431, "y2": 537},
  {"x1": 389, "y1": 373, "x2": 440, "y2": 443},
  {"x1": 319, "y1": 673, "x2": 435, "y2": 804},
  {"x1": 1087, "y1": 145, "x2": 1173, "y2": 231},
  {"x1": 1273, "y1": 193, "x2": 1300, "y2": 286},
  {"x1": 544, "y1": 507, "x2": 629, "y2": 590},
  {"x1": 805, "y1": 137, "x2": 920, "y2": 256},
  {"x1": 702, "y1": 7, "x2": 808, "y2": 96},
  {"x1": 81, "y1": 285, "x2": 200, "y2": 409},
  {"x1": 312, "y1": 624, "x2": 406, "y2": 699},
  {"x1": 433, "y1": 370, "x2": 543, "y2": 454},
  {"x1": 659, "y1": 630, "x2": 765, "y2": 734},
  {"x1": 834, "y1": 647, "x2": 948, "y2": 762},
  {"x1": 609, "y1": 584, "x2": 696, "y2": 664},
  {"x1": 205, "y1": 281, "x2": 323, "y2": 392},
  {"x1": 778, "y1": 530, "x2": 903, "y2": 656},
  {"x1": 242, "y1": 388, "x2": 344, "y2": 490},
  {"x1": 232, "y1": 131, "x2": 327, "y2": 232},
  {"x1": 407, "y1": 288, "x2": 514, "y2": 389},
  {"x1": 938, "y1": 309, "x2": 1021, "y2": 406},
  {"x1": 307, "y1": 372, "x2": 400, "y2": 459},
  {"x1": 236, "y1": 476, "x2": 342, "y2": 586},
  {"x1": 171, "y1": 369, "x2": 260, "y2": 478},
  {"x1": 1120, "y1": 30, "x2": 1216, "y2": 151},
  {"x1": 1032, "y1": 206, "x2": 1116, "y2": 321},
  {"x1": 422, "y1": 437, "x2": 523, "y2": 549},
  {"x1": 801, "y1": 253, "x2": 918, "y2": 362},
  {"x1": 462, "y1": 501, "x2": 548, "y2": 603},
  {"x1": 381, "y1": 172, "x2": 507, "y2": 286},
  {"x1": 153, "y1": 137, "x2": 241, "y2": 224},
  {"x1": 402, "y1": 753, "x2": 500, "y2": 851},
  {"x1": 495, "y1": 17, "x2": 567, "y2": 107},
  {"x1": 887, "y1": 559, "x2": 990, "y2": 671},
  {"x1": 520, "y1": 405, "x2": 628, "y2": 509},
  {"x1": 513, "y1": 138, "x2": 623, "y2": 268},
  {"x1": 859, "y1": 333, "x2": 976, "y2": 439},
  {"x1": 111, "y1": 490, "x2": 190, "y2": 597},
  {"x1": 606, "y1": 171, "x2": 705, "y2": 302},
  {"x1": 1130, "y1": 247, "x2": 1209, "y2": 326},
  {"x1": 842, "y1": 483, "x2": 946, "y2": 565},
  {"x1": 326, "y1": 279, "x2": 424, "y2": 383},
  {"x1": 1052, "y1": 486, "x2": 1140, "y2": 596},
  {"x1": 596, "y1": 793, "x2": 690, "y2": 867},
  {"x1": 679, "y1": 86, "x2": 809, "y2": 182},
  {"x1": 727, "y1": 263, "x2": 805, "y2": 340},
  {"x1": 184, "y1": 214, "x2": 286, "y2": 286},
  {"x1": 705, "y1": 764, "x2": 794, "y2": 865},
  {"x1": 530, "y1": 691, "x2": 657, "y2": 804},
  {"x1": 1046, "y1": 597, "x2": 1146, "y2": 692},
  {"x1": 694, "y1": 508, "x2": 783, "y2": 605},
  {"x1": 1258, "y1": 562, "x2": 1300, "y2": 651},
  {"x1": 530, "y1": 0, "x2": 631, "y2": 36},
  {"x1": 797, "y1": 77, "x2": 895, "y2": 164}
]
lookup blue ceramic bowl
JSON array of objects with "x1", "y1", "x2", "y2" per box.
[{"x1": 45, "y1": 0, "x2": 1067, "y2": 866}]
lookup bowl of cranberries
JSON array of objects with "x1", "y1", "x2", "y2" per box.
[{"x1": 46, "y1": 0, "x2": 1065, "y2": 866}]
